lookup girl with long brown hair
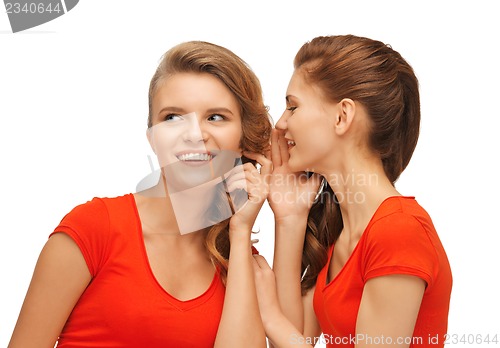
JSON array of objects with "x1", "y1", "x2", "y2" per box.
[
  {"x1": 253, "y1": 35, "x2": 452, "y2": 348},
  {"x1": 9, "y1": 41, "x2": 273, "y2": 348}
]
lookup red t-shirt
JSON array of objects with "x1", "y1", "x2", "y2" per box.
[
  {"x1": 50, "y1": 194, "x2": 225, "y2": 347},
  {"x1": 314, "y1": 196, "x2": 452, "y2": 347}
]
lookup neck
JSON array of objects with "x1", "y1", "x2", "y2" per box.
[
  {"x1": 139, "y1": 173, "x2": 221, "y2": 234},
  {"x1": 324, "y1": 156, "x2": 400, "y2": 239}
]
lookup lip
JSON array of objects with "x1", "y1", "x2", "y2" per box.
[
  {"x1": 174, "y1": 150, "x2": 218, "y2": 166},
  {"x1": 284, "y1": 137, "x2": 296, "y2": 150}
]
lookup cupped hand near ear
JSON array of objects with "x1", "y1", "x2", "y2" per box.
[
  {"x1": 268, "y1": 129, "x2": 323, "y2": 222},
  {"x1": 227, "y1": 151, "x2": 272, "y2": 237}
]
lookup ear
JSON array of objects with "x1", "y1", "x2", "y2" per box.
[
  {"x1": 146, "y1": 127, "x2": 156, "y2": 154},
  {"x1": 334, "y1": 98, "x2": 355, "y2": 136}
]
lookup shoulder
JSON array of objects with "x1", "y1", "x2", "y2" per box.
[
  {"x1": 50, "y1": 194, "x2": 134, "y2": 276},
  {"x1": 58, "y1": 194, "x2": 133, "y2": 228},
  {"x1": 368, "y1": 196, "x2": 435, "y2": 243},
  {"x1": 361, "y1": 197, "x2": 439, "y2": 286}
]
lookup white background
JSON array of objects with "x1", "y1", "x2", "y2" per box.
[{"x1": 1, "y1": 1, "x2": 499, "y2": 346}]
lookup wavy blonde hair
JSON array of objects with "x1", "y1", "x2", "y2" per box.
[{"x1": 148, "y1": 41, "x2": 272, "y2": 283}]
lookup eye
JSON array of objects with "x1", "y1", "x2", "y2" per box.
[
  {"x1": 207, "y1": 114, "x2": 226, "y2": 122},
  {"x1": 164, "y1": 114, "x2": 183, "y2": 122},
  {"x1": 286, "y1": 106, "x2": 297, "y2": 113}
]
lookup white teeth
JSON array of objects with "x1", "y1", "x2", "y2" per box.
[
  {"x1": 177, "y1": 153, "x2": 213, "y2": 161},
  {"x1": 287, "y1": 140, "x2": 296, "y2": 146}
]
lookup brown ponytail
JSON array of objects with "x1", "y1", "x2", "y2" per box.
[{"x1": 295, "y1": 35, "x2": 421, "y2": 293}]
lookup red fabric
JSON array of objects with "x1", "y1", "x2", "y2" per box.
[
  {"x1": 314, "y1": 196, "x2": 452, "y2": 347},
  {"x1": 50, "y1": 194, "x2": 225, "y2": 348}
]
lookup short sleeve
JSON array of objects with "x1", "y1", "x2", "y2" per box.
[
  {"x1": 49, "y1": 198, "x2": 110, "y2": 277},
  {"x1": 362, "y1": 213, "x2": 437, "y2": 288}
]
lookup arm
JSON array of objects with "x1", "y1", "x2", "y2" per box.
[
  {"x1": 355, "y1": 275, "x2": 425, "y2": 348},
  {"x1": 272, "y1": 216, "x2": 307, "y2": 333},
  {"x1": 302, "y1": 287, "x2": 322, "y2": 341},
  {"x1": 268, "y1": 129, "x2": 322, "y2": 338},
  {"x1": 214, "y1": 152, "x2": 271, "y2": 348},
  {"x1": 215, "y1": 231, "x2": 267, "y2": 348},
  {"x1": 253, "y1": 255, "x2": 319, "y2": 348},
  {"x1": 253, "y1": 262, "x2": 425, "y2": 348},
  {"x1": 8, "y1": 233, "x2": 91, "y2": 348}
]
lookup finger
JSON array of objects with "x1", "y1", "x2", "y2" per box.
[
  {"x1": 243, "y1": 151, "x2": 271, "y2": 166},
  {"x1": 252, "y1": 256, "x2": 261, "y2": 273},
  {"x1": 223, "y1": 163, "x2": 245, "y2": 180},
  {"x1": 243, "y1": 152, "x2": 272, "y2": 178},
  {"x1": 258, "y1": 154, "x2": 273, "y2": 178},
  {"x1": 264, "y1": 149, "x2": 272, "y2": 162},
  {"x1": 252, "y1": 254, "x2": 272, "y2": 271},
  {"x1": 270, "y1": 129, "x2": 282, "y2": 167},
  {"x1": 238, "y1": 163, "x2": 260, "y2": 183},
  {"x1": 225, "y1": 161, "x2": 261, "y2": 182},
  {"x1": 225, "y1": 179, "x2": 248, "y2": 193},
  {"x1": 223, "y1": 166, "x2": 247, "y2": 193},
  {"x1": 225, "y1": 170, "x2": 259, "y2": 192},
  {"x1": 277, "y1": 131, "x2": 290, "y2": 164},
  {"x1": 224, "y1": 168, "x2": 246, "y2": 185}
]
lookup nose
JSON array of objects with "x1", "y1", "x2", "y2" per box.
[
  {"x1": 182, "y1": 118, "x2": 208, "y2": 143},
  {"x1": 275, "y1": 109, "x2": 289, "y2": 131}
]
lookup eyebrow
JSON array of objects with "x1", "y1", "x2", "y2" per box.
[
  {"x1": 206, "y1": 107, "x2": 234, "y2": 115},
  {"x1": 157, "y1": 106, "x2": 187, "y2": 116},
  {"x1": 157, "y1": 106, "x2": 235, "y2": 116}
]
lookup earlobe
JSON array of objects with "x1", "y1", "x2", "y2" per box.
[{"x1": 334, "y1": 98, "x2": 355, "y2": 136}]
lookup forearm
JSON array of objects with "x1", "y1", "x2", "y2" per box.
[
  {"x1": 265, "y1": 312, "x2": 314, "y2": 348},
  {"x1": 273, "y1": 216, "x2": 308, "y2": 333},
  {"x1": 215, "y1": 231, "x2": 266, "y2": 348}
]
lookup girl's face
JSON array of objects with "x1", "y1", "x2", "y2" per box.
[
  {"x1": 149, "y1": 72, "x2": 243, "y2": 190},
  {"x1": 276, "y1": 70, "x2": 339, "y2": 173}
]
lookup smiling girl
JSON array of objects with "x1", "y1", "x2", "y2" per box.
[
  {"x1": 253, "y1": 35, "x2": 452, "y2": 348},
  {"x1": 9, "y1": 41, "x2": 272, "y2": 348}
]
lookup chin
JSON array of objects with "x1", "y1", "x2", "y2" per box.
[
  {"x1": 163, "y1": 165, "x2": 219, "y2": 192},
  {"x1": 288, "y1": 158, "x2": 306, "y2": 173}
]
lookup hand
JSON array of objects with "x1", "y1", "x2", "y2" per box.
[
  {"x1": 268, "y1": 129, "x2": 323, "y2": 222},
  {"x1": 226, "y1": 152, "x2": 272, "y2": 237},
  {"x1": 252, "y1": 255, "x2": 282, "y2": 328}
]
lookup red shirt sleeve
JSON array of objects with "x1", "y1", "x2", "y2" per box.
[
  {"x1": 49, "y1": 198, "x2": 110, "y2": 277},
  {"x1": 362, "y1": 212, "x2": 438, "y2": 288},
  {"x1": 251, "y1": 245, "x2": 259, "y2": 255}
]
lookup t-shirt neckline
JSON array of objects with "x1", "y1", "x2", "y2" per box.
[
  {"x1": 126, "y1": 193, "x2": 220, "y2": 310},
  {"x1": 324, "y1": 195, "x2": 415, "y2": 289}
]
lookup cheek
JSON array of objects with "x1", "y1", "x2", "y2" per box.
[
  {"x1": 153, "y1": 131, "x2": 178, "y2": 151},
  {"x1": 150, "y1": 130, "x2": 180, "y2": 166},
  {"x1": 217, "y1": 125, "x2": 243, "y2": 151},
  {"x1": 293, "y1": 121, "x2": 333, "y2": 156}
]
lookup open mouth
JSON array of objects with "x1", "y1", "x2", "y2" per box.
[
  {"x1": 286, "y1": 139, "x2": 296, "y2": 149},
  {"x1": 175, "y1": 152, "x2": 216, "y2": 165}
]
